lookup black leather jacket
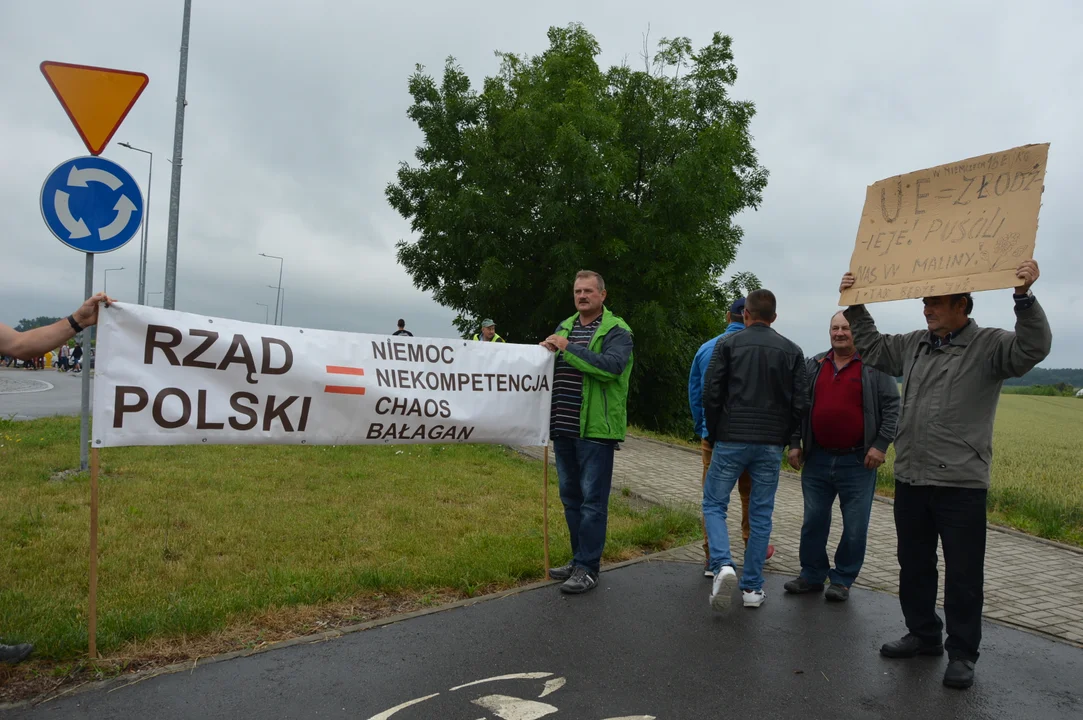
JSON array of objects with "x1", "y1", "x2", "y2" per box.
[{"x1": 703, "y1": 323, "x2": 809, "y2": 447}]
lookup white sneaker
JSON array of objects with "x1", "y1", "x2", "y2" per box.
[
  {"x1": 709, "y1": 566, "x2": 737, "y2": 611},
  {"x1": 743, "y1": 589, "x2": 766, "y2": 608}
]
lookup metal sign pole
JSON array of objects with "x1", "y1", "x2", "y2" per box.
[{"x1": 80, "y1": 253, "x2": 94, "y2": 471}]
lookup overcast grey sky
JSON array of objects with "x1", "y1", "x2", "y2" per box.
[{"x1": 1, "y1": 0, "x2": 1079, "y2": 366}]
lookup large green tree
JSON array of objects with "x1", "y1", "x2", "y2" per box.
[{"x1": 387, "y1": 24, "x2": 767, "y2": 433}]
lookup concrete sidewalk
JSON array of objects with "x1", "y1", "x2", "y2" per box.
[{"x1": 520, "y1": 435, "x2": 1083, "y2": 647}]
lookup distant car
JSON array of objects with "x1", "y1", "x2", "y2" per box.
[{"x1": 1076, "y1": 388, "x2": 1083, "y2": 398}]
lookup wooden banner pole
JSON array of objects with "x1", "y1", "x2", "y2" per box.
[
  {"x1": 543, "y1": 444, "x2": 550, "y2": 580},
  {"x1": 89, "y1": 447, "x2": 99, "y2": 660}
]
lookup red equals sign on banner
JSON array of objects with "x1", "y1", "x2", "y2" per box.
[{"x1": 325, "y1": 366, "x2": 366, "y2": 395}]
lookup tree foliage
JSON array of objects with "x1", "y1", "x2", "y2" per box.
[
  {"x1": 15, "y1": 317, "x2": 62, "y2": 333},
  {"x1": 387, "y1": 24, "x2": 768, "y2": 432}
]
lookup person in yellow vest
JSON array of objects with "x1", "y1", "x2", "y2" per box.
[{"x1": 472, "y1": 319, "x2": 505, "y2": 342}]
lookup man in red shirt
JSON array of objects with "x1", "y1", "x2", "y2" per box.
[{"x1": 784, "y1": 311, "x2": 899, "y2": 601}]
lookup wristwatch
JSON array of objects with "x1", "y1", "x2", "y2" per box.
[{"x1": 67, "y1": 315, "x2": 83, "y2": 332}]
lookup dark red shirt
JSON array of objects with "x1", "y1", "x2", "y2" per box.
[{"x1": 811, "y1": 352, "x2": 864, "y2": 450}]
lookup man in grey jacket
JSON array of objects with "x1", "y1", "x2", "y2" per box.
[
  {"x1": 839, "y1": 259, "x2": 1051, "y2": 690},
  {"x1": 784, "y1": 311, "x2": 899, "y2": 602}
]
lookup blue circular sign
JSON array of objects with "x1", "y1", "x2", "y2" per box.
[{"x1": 40, "y1": 155, "x2": 144, "y2": 254}]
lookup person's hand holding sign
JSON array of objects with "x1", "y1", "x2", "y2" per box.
[
  {"x1": 1015, "y1": 259, "x2": 1039, "y2": 293},
  {"x1": 542, "y1": 334, "x2": 569, "y2": 352},
  {"x1": 839, "y1": 272, "x2": 856, "y2": 294}
]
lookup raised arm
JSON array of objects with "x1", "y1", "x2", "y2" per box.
[
  {"x1": 839, "y1": 272, "x2": 911, "y2": 376},
  {"x1": 988, "y1": 260, "x2": 1053, "y2": 379},
  {"x1": 0, "y1": 293, "x2": 114, "y2": 361}
]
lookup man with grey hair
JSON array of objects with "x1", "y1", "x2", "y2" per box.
[
  {"x1": 785, "y1": 310, "x2": 899, "y2": 602},
  {"x1": 839, "y1": 259, "x2": 1051, "y2": 689},
  {"x1": 540, "y1": 270, "x2": 634, "y2": 595}
]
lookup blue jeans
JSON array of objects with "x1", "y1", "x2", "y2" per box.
[
  {"x1": 553, "y1": 437, "x2": 615, "y2": 574},
  {"x1": 702, "y1": 442, "x2": 783, "y2": 592},
  {"x1": 798, "y1": 449, "x2": 877, "y2": 587}
]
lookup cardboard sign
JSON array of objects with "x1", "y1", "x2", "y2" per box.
[
  {"x1": 92, "y1": 304, "x2": 553, "y2": 448},
  {"x1": 840, "y1": 143, "x2": 1049, "y2": 305}
]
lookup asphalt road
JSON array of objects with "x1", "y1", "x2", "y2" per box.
[
  {"x1": 0, "y1": 369, "x2": 88, "y2": 420},
  {"x1": 8, "y1": 560, "x2": 1082, "y2": 719}
]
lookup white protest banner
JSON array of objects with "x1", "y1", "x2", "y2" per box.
[
  {"x1": 840, "y1": 143, "x2": 1049, "y2": 305},
  {"x1": 92, "y1": 304, "x2": 553, "y2": 448}
]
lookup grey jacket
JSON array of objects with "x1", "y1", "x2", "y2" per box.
[
  {"x1": 844, "y1": 299, "x2": 1052, "y2": 489},
  {"x1": 800, "y1": 352, "x2": 900, "y2": 457}
]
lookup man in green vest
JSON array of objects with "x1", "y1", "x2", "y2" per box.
[
  {"x1": 540, "y1": 270, "x2": 633, "y2": 595},
  {"x1": 472, "y1": 319, "x2": 505, "y2": 342}
]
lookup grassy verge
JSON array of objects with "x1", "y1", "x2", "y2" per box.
[
  {"x1": 0, "y1": 417, "x2": 699, "y2": 668},
  {"x1": 634, "y1": 394, "x2": 1083, "y2": 547}
]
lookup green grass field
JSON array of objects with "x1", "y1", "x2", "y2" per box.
[
  {"x1": 637, "y1": 394, "x2": 1083, "y2": 547},
  {"x1": 0, "y1": 418, "x2": 698, "y2": 663}
]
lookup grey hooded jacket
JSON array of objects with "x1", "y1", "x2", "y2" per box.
[{"x1": 843, "y1": 299, "x2": 1052, "y2": 489}]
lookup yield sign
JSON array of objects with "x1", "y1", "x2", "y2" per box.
[{"x1": 40, "y1": 61, "x2": 149, "y2": 156}]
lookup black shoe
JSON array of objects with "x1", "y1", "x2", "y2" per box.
[
  {"x1": 943, "y1": 659, "x2": 975, "y2": 689},
  {"x1": 559, "y1": 567, "x2": 598, "y2": 595},
  {"x1": 0, "y1": 643, "x2": 33, "y2": 665},
  {"x1": 824, "y1": 584, "x2": 850, "y2": 602},
  {"x1": 548, "y1": 562, "x2": 574, "y2": 581},
  {"x1": 783, "y1": 577, "x2": 824, "y2": 594},
  {"x1": 879, "y1": 633, "x2": 944, "y2": 658}
]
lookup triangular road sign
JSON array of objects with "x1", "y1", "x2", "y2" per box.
[{"x1": 40, "y1": 61, "x2": 149, "y2": 156}]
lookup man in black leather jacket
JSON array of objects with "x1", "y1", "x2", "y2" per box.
[{"x1": 702, "y1": 289, "x2": 808, "y2": 612}]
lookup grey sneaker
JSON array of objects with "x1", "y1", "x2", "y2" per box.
[
  {"x1": 825, "y1": 584, "x2": 850, "y2": 602},
  {"x1": 0, "y1": 643, "x2": 33, "y2": 665},
  {"x1": 548, "y1": 562, "x2": 574, "y2": 581},
  {"x1": 559, "y1": 566, "x2": 598, "y2": 594}
]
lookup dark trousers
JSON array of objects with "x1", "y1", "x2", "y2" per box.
[
  {"x1": 553, "y1": 437, "x2": 615, "y2": 574},
  {"x1": 798, "y1": 449, "x2": 877, "y2": 588},
  {"x1": 894, "y1": 480, "x2": 987, "y2": 662}
]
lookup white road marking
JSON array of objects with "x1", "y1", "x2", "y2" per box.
[
  {"x1": 450, "y1": 672, "x2": 554, "y2": 691},
  {"x1": 538, "y1": 677, "x2": 566, "y2": 697},
  {"x1": 365, "y1": 692, "x2": 439, "y2": 719},
  {"x1": 472, "y1": 694, "x2": 559, "y2": 719}
]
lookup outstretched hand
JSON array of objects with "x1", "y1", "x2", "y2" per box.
[
  {"x1": 839, "y1": 272, "x2": 856, "y2": 293},
  {"x1": 72, "y1": 292, "x2": 116, "y2": 328}
]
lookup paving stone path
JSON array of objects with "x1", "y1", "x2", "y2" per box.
[{"x1": 520, "y1": 435, "x2": 1083, "y2": 647}]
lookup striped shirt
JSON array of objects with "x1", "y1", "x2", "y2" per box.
[{"x1": 550, "y1": 316, "x2": 602, "y2": 438}]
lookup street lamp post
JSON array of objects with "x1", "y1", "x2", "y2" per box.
[
  {"x1": 258, "y1": 253, "x2": 284, "y2": 325},
  {"x1": 256, "y1": 302, "x2": 269, "y2": 324},
  {"x1": 118, "y1": 142, "x2": 153, "y2": 305},
  {"x1": 103, "y1": 267, "x2": 124, "y2": 295},
  {"x1": 268, "y1": 286, "x2": 285, "y2": 326}
]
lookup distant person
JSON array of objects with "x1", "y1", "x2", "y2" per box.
[
  {"x1": 702, "y1": 289, "x2": 807, "y2": 612},
  {"x1": 58, "y1": 343, "x2": 70, "y2": 372},
  {"x1": 688, "y1": 296, "x2": 774, "y2": 578},
  {"x1": 840, "y1": 259, "x2": 1051, "y2": 690},
  {"x1": 472, "y1": 319, "x2": 505, "y2": 342},
  {"x1": 784, "y1": 311, "x2": 899, "y2": 602},
  {"x1": 0, "y1": 290, "x2": 114, "y2": 666},
  {"x1": 540, "y1": 270, "x2": 633, "y2": 595},
  {"x1": 71, "y1": 343, "x2": 83, "y2": 373},
  {"x1": 392, "y1": 319, "x2": 413, "y2": 337}
]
